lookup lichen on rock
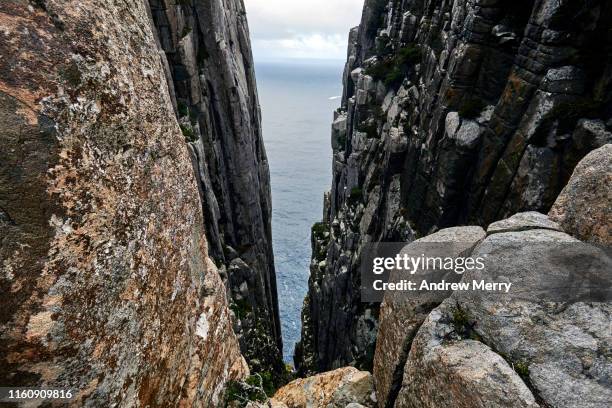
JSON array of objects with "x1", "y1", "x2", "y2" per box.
[{"x1": 0, "y1": 1, "x2": 247, "y2": 405}]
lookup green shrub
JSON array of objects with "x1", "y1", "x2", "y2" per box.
[
  {"x1": 312, "y1": 222, "x2": 329, "y2": 240},
  {"x1": 364, "y1": 43, "x2": 421, "y2": 87},
  {"x1": 365, "y1": 58, "x2": 395, "y2": 81},
  {"x1": 224, "y1": 381, "x2": 243, "y2": 405},
  {"x1": 229, "y1": 298, "x2": 251, "y2": 320},
  {"x1": 514, "y1": 361, "x2": 530, "y2": 379},
  {"x1": 397, "y1": 43, "x2": 422, "y2": 65},
  {"x1": 452, "y1": 306, "x2": 470, "y2": 333},
  {"x1": 384, "y1": 66, "x2": 404, "y2": 86},
  {"x1": 259, "y1": 371, "x2": 275, "y2": 396},
  {"x1": 180, "y1": 124, "x2": 197, "y2": 142},
  {"x1": 177, "y1": 101, "x2": 189, "y2": 117},
  {"x1": 224, "y1": 374, "x2": 267, "y2": 406},
  {"x1": 315, "y1": 245, "x2": 327, "y2": 262},
  {"x1": 349, "y1": 187, "x2": 363, "y2": 202}
]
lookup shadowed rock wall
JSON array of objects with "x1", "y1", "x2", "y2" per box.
[
  {"x1": 297, "y1": 0, "x2": 612, "y2": 375},
  {"x1": 148, "y1": 0, "x2": 284, "y2": 378}
]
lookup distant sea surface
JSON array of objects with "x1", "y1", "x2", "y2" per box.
[{"x1": 255, "y1": 59, "x2": 344, "y2": 363}]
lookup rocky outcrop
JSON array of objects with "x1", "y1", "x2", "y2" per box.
[
  {"x1": 272, "y1": 367, "x2": 376, "y2": 408},
  {"x1": 379, "y1": 213, "x2": 612, "y2": 407},
  {"x1": 0, "y1": 0, "x2": 250, "y2": 405},
  {"x1": 549, "y1": 144, "x2": 612, "y2": 245},
  {"x1": 297, "y1": 0, "x2": 612, "y2": 374},
  {"x1": 148, "y1": 0, "x2": 283, "y2": 378},
  {"x1": 395, "y1": 303, "x2": 540, "y2": 408},
  {"x1": 373, "y1": 226, "x2": 485, "y2": 406}
]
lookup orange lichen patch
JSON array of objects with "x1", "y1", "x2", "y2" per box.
[
  {"x1": 0, "y1": 82, "x2": 42, "y2": 120},
  {"x1": 138, "y1": 375, "x2": 161, "y2": 407},
  {"x1": 178, "y1": 355, "x2": 200, "y2": 408},
  {"x1": 500, "y1": 71, "x2": 528, "y2": 106},
  {"x1": 0, "y1": 6, "x2": 56, "y2": 41},
  {"x1": 92, "y1": 341, "x2": 106, "y2": 359},
  {"x1": 5, "y1": 346, "x2": 48, "y2": 364},
  {"x1": 25, "y1": 310, "x2": 55, "y2": 341},
  {"x1": 15, "y1": 105, "x2": 38, "y2": 125},
  {"x1": 74, "y1": 377, "x2": 99, "y2": 403},
  {"x1": 0, "y1": 10, "x2": 35, "y2": 31},
  {"x1": 42, "y1": 294, "x2": 62, "y2": 308},
  {"x1": 28, "y1": 362, "x2": 62, "y2": 382},
  {"x1": 274, "y1": 367, "x2": 374, "y2": 407},
  {"x1": 35, "y1": 272, "x2": 57, "y2": 294},
  {"x1": 119, "y1": 279, "x2": 139, "y2": 301},
  {"x1": 229, "y1": 356, "x2": 250, "y2": 380}
]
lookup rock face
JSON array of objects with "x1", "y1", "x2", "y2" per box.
[
  {"x1": 297, "y1": 0, "x2": 612, "y2": 374},
  {"x1": 272, "y1": 367, "x2": 376, "y2": 408},
  {"x1": 373, "y1": 226, "x2": 486, "y2": 406},
  {"x1": 0, "y1": 0, "x2": 274, "y2": 405},
  {"x1": 395, "y1": 303, "x2": 540, "y2": 408},
  {"x1": 147, "y1": 0, "x2": 283, "y2": 377},
  {"x1": 549, "y1": 144, "x2": 612, "y2": 245},
  {"x1": 382, "y1": 214, "x2": 612, "y2": 408}
]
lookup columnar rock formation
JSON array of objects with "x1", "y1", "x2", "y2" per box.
[
  {"x1": 0, "y1": 0, "x2": 279, "y2": 405},
  {"x1": 290, "y1": 145, "x2": 610, "y2": 407},
  {"x1": 148, "y1": 0, "x2": 283, "y2": 377},
  {"x1": 297, "y1": 0, "x2": 612, "y2": 376}
]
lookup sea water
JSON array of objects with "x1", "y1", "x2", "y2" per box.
[{"x1": 255, "y1": 59, "x2": 344, "y2": 363}]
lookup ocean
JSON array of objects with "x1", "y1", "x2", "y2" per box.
[{"x1": 255, "y1": 59, "x2": 345, "y2": 363}]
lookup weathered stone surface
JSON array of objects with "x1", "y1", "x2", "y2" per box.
[
  {"x1": 373, "y1": 226, "x2": 485, "y2": 407},
  {"x1": 0, "y1": 0, "x2": 247, "y2": 405},
  {"x1": 298, "y1": 0, "x2": 612, "y2": 373},
  {"x1": 549, "y1": 144, "x2": 612, "y2": 245},
  {"x1": 272, "y1": 367, "x2": 376, "y2": 408},
  {"x1": 394, "y1": 302, "x2": 539, "y2": 408},
  {"x1": 148, "y1": 0, "x2": 284, "y2": 378},
  {"x1": 487, "y1": 211, "x2": 562, "y2": 235},
  {"x1": 392, "y1": 224, "x2": 611, "y2": 408},
  {"x1": 450, "y1": 229, "x2": 612, "y2": 408},
  {"x1": 247, "y1": 400, "x2": 288, "y2": 408}
]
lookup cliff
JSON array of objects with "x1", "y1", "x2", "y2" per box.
[
  {"x1": 148, "y1": 0, "x2": 283, "y2": 378},
  {"x1": 297, "y1": 0, "x2": 612, "y2": 375},
  {"x1": 0, "y1": 0, "x2": 278, "y2": 405},
  {"x1": 284, "y1": 148, "x2": 610, "y2": 408}
]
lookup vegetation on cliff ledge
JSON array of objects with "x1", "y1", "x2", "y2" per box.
[{"x1": 366, "y1": 43, "x2": 422, "y2": 86}]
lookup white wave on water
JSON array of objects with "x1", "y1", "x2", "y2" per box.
[{"x1": 328, "y1": 95, "x2": 341, "y2": 100}]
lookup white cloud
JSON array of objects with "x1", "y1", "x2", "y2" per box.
[{"x1": 244, "y1": 0, "x2": 364, "y2": 60}]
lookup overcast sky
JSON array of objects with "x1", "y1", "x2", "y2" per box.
[{"x1": 243, "y1": 0, "x2": 364, "y2": 61}]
